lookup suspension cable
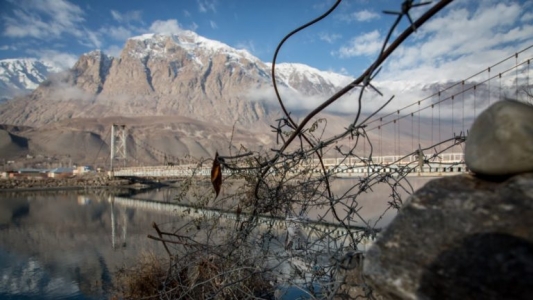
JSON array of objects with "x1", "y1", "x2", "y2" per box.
[
  {"x1": 411, "y1": 113, "x2": 414, "y2": 151},
  {"x1": 462, "y1": 81, "x2": 465, "y2": 134},
  {"x1": 417, "y1": 102, "x2": 421, "y2": 147},
  {"x1": 431, "y1": 104, "x2": 434, "y2": 146},
  {"x1": 488, "y1": 67, "x2": 491, "y2": 105}
]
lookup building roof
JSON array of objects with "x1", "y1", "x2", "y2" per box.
[{"x1": 49, "y1": 167, "x2": 75, "y2": 174}]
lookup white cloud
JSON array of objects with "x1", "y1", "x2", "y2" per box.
[
  {"x1": 149, "y1": 19, "x2": 182, "y2": 35},
  {"x1": 105, "y1": 45, "x2": 123, "y2": 57},
  {"x1": 183, "y1": 10, "x2": 191, "y2": 17},
  {"x1": 3, "y1": 0, "x2": 84, "y2": 38},
  {"x1": 353, "y1": 10, "x2": 380, "y2": 22},
  {"x1": 84, "y1": 29, "x2": 102, "y2": 49},
  {"x1": 110, "y1": 10, "x2": 122, "y2": 22},
  {"x1": 0, "y1": 45, "x2": 16, "y2": 51},
  {"x1": 189, "y1": 22, "x2": 199, "y2": 31},
  {"x1": 337, "y1": 30, "x2": 382, "y2": 58},
  {"x1": 104, "y1": 10, "x2": 143, "y2": 42},
  {"x1": 110, "y1": 10, "x2": 142, "y2": 23},
  {"x1": 27, "y1": 49, "x2": 78, "y2": 70},
  {"x1": 335, "y1": 67, "x2": 350, "y2": 76},
  {"x1": 339, "y1": 9, "x2": 380, "y2": 23},
  {"x1": 315, "y1": 1, "x2": 533, "y2": 119},
  {"x1": 210, "y1": 20, "x2": 218, "y2": 29},
  {"x1": 106, "y1": 26, "x2": 133, "y2": 41},
  {"x1": 45, "y1": 73, "x2": 96, "y2": 102},
  {"x1": 308, "y1": 0, "x2": 533, "y2": 121},
  {"x1": 521, "y1": 12, "x2": 533, "y2": 22},
  {"x1": 197, "y1": 0, "x2": 217, "y2": 13},
  {"x1": 236, "y1": 40, "x2": 255, "y2": 53},
  {"x1": 312, "y1": 2, "x2": 330, "y2": 11},
  {"x1": 380, "y1": 1, "x2": 533, "y2": 84},
  {"x1": 2, "y1": 0, "x2": 102, "y2": 48},
  {"x1": 319, "y1": 32, "x2": 341, "y2": 44}
]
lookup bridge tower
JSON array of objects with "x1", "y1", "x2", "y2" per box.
[{"x1": 110, "y1": 124, "x2": 127, "y2": 171}]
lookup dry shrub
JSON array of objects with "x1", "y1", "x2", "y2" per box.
[
  {"x1": 183, "y1": 254, "x2": 273, "y2": 299},
  {"x1": 113, "y1": 252, "x2": 273, "y2": 299},
  {"x1": 113, "y1": 252, "x2": 179, "y2": 299}
]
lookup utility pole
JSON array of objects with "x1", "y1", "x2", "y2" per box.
[{"x1": 110, "y1": 124, "x2": 127, "y2": 172}]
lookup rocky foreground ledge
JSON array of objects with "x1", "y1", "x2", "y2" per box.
[
  {"x1": 0, "y1": 175, "x2": 133, "y2": 191},
  {"x1": 364, "y1": 172, "x2": 533, "y2": 300}
]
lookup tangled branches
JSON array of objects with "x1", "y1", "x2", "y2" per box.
[{"x1": 118, "y1": 1, "x2": 468, "y2": 299}]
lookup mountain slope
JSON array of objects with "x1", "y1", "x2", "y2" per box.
[{"x1": 0, "y1": 115, "x2": 277, "y2": 164}]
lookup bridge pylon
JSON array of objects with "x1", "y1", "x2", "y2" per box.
[{"x1": 110, "y1": 124, "x2": 127, "y2": 171}]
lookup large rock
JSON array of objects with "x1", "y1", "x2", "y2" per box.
[
  {"x1": 363, "y1": 173, "x2": 533, "y2": 300},
  {"x1": 465, "y1": 100, "x2": 533, "y2": 176}
]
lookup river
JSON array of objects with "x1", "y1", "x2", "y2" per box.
[{"x1": 0, "y1": 177, "x2": 434, "y2": 299}]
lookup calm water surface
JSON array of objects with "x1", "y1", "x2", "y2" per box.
[{"x1": 0, "y1": 177, "x2": 433, "y2": 299}]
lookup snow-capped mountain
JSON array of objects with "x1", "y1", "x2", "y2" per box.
[
  {"x1": 0, "y1": 31, "x2": 356, "y2": 127},
  {"x1": 0, "y1": 59, "x2": 62, "y2": 102},
  {"x1": 267, "y1": 62, "x2": 353, "y2": 96}
]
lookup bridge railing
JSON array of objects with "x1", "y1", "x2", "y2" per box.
[{"x1": 112, "y1": 152, "x2": 466, "y2": 178}]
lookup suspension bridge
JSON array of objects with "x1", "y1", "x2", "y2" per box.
[{"x1": 95, "y1": 45, "x2": 531, "y2": 179}]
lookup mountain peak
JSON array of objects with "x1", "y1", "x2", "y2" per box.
[
  {"x1": 127, "y1": 32, "x2": 259, "y2": 63},
  {"x1": 81, "y1": 50, "x2": 113, "y2": 63},
  {"x1": 267, "y1": 62, "x2": 353, "y2": 94},
  {"x1": 1, "y1": 57, "x2": 37, "y2": 64},
  {"x1": 83, "y1": 49, "x2": 103, "y2": 56}
]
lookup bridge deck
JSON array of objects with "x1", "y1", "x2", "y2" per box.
[{"x1": 112, "y1": 153, "x2": 466, "y2": 178}]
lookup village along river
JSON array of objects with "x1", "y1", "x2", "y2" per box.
[{"x1": 0, "y1": 177, "x2": 433, "y2": 299}]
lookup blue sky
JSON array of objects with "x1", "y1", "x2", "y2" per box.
[{"x1": 0, "y1": 0, "x2": 532, "y2": 82}]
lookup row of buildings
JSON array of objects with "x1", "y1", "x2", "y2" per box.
[{"x1": 1, "y1": 166, "x2": 93, "y2": 179}]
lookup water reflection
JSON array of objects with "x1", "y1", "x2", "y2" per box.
[
  {"x1": 0, "y1": 177, "x2": 434, "y2": 299},
  {"x1": 0, "y1": 189, "x2": 174, "y2": 299},
  {"x1": 0, "y1": 250, "x2": 82, "y2": 300},
  {"x1": 315, "y1": 176, "x2": 434, "y2": 227}
]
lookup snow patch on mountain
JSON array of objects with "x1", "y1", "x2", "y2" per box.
[
  {"x1": 84, "y1": 50, "x2": 113, "y2": 70},
  {"x1": 270, "y1": 62, "x2": 353, "y2": 88},
  {"x1": 0, "y1": 58, "x2": 62, "y2": 101},
  {"x1": 129, "y1": 31, "x2": 261, "y2": 66}
]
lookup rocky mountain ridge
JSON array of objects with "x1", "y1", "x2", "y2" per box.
[{"x1": 0, "y1": 31, "x2": 355, "y2": 129}]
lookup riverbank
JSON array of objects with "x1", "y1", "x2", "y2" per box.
[{"x1": 0, "y1": 175, "x2": 134, "y2": 191}]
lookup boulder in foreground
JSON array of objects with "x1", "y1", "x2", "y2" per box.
[
  {"x1": 364, "y1": 173, "x2": 533, "y2": 300},
  {"x1": 465, "y1": 100, "x2": 533, "y2": 176}
]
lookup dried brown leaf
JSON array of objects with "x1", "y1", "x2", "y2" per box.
[{"x1": 211, "y1": 151, "x2": 222, "y2": 199}]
